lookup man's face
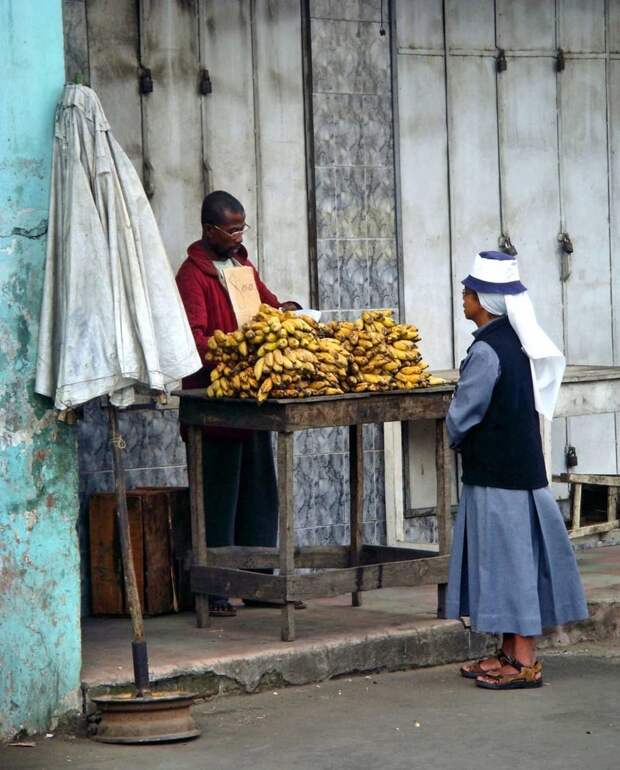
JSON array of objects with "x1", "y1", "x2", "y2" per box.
[
  {"x1": 462, "y1": 288, "x2": 481, "y2": 321},
  {"x1": 203, "y1": 209, "x2": 247, "y2": 256}
]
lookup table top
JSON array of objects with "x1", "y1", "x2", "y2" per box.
[{"x1": 176, "y1": 365, "x2": 620, "y2": 432}]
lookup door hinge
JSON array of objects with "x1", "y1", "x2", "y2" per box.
[
  {"x1": 496, "y1": 49, "x2": 507, "y2": 73},
  {"x1": 498, "y1": 234, "x2": 517, "y2": 256},
  {"x1": 139, "y1": 66, "x2": 154, "y2": 95},
  {"x1": 556, "y1": 48, "x2": 566, "y2": 73},
  {"x1": 199, "y1": 68, "x2": 213, "y2": 96}
]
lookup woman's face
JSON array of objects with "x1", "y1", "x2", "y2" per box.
[{"x1": 462, "y1": 288, "x2": 481, "y2": 321}]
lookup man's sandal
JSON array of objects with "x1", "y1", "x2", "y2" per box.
[
  {"x1": 460, "y1": 649, "x2": 510, "y2": 679},
  {"x1": 475, "y1": 655, "x2": 543, "y2": 690},
  {"x1": 208, "y1": 600, "x2": 237, "y2": 617}
]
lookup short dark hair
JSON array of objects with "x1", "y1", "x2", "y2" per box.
[{"x1": 201, "y1": 191, "x2": 245, "y2": 226}]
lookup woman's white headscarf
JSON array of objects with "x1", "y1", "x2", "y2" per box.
[{"x1": 465, "y1": 252, "x2": 565, "y2": 421}]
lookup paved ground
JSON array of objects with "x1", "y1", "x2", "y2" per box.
[
  {"x1": 81, "y1": 546, "x2": 620, "y2": 697},
  {"x1": 5, "y1": 643, "x2": 620, "y2": 770}
]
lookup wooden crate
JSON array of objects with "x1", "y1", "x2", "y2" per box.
[{"x1": 89, "y1": 487, "x2": 192, "y2": 616}]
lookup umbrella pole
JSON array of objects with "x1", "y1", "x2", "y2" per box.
[{"x1": 108, "y1": 403, "x2": 150, "y2": 696}]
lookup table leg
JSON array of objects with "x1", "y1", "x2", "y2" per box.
[
  {"x1": 277, "y1": 431, "x2": 296, "y2": 641},
  {"x1": 349, "y1": 424, "x2": 364, "y2": 607},
  {"x1": 435, "y1": 419, "x2": 452, "y2": 618},
  {"x1": 188, "y1": 426, "x2": 210, "y2": 628}
]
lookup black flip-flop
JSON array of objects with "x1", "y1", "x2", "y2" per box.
[{"x1": 209, "y1": 600, "x2": 237, "y2": 617}]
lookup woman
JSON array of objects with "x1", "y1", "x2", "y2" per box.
[{"x1": 446, "y1": 251, "x2": 588, "y2": 690}]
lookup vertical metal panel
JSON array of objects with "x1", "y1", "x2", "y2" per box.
[
  {"x1": 498, "y1": 56, "x2": 567, "y2": 481},
  {"x1": 253, "y1": 0, "x2": 310, "y2": 305},
  {"x1": 396, "y1": 0, "x2": 443, "y2": 50},
  {"x1": 560, "y1": 58, "x2": 616, "y2": 472},
  {"x1": 496, "y1": 0, "x2": 556, "y2": 50},
  {"x1": 447, "y1": 55, "x2": 502, "y2": 362},
  {"x1": 609, "y1": 0, "x2": 620, "y2": 52},
  {"x1": 63, "y1": 0, "x2": 90, "y2": 84},
  {"x1": 498, "y1": 58, "x2": 562, "y2": 343},
  {"x1": 444, "y1": 0, "x2": 495, "y2": 50},
  {"x1": 609, "y1": 59, "x2": 620, "y2": 468},
  {"x1": 398, "y1": 52, "x2": 452, "y2": 509},
  {"x1": 399, "y1": 56, "x2": 452, "y2": 368},
  {"x1": 559, "y1": 0, "x2": 606, "y2": 53},
  {"x1": 200, "y1": 0, "x2": 259, "y2": 264},
  {"x1": 86, "y1": 0, "x2": 143, "y2": 174},
  {"x1": 140, "y1": 0, "x2": 204, "y2": 271},
  {"x1": 561, "y1": 60, "x2": 612, "y2": 364}
]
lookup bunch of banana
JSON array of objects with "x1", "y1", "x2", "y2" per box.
[{"x1": 204, "y1": 304, "x2": 444, "y2": 402}]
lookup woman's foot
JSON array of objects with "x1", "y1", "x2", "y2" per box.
[
  {"x1": 475, "y1": 655, "x2": 543, "y2": 690},
  {"x1": 460, "y1": 649, "x2": 507, "y2": 679}
]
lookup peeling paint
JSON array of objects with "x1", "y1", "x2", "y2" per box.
[{"x1": 0, "y1": 0, "x2": 81, "y2": 741}]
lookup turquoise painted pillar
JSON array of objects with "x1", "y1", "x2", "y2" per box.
[{"x1": 0, "y1": 1, "x2": 81, "y2": 740}]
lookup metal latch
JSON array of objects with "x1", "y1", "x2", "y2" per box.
[
  {"x1": 559, "y1": 232, "x2": 574, "y2": 281},
  {"x1": 556, "y1": 48, "x2": 566, "y2": 73},
  {"x1": 496, "y1": 49, "x2": 507, "y2": 73},
  {"x1": 139, "y1": 67, "x2": 154, "y2": 95},
  {"x1": 199, "y1": 68, "x2": 212, "y2": 95},
  {"x1": 498, "y1": 234, "x2": 517, "y2": 256},
  {"x1": 559, "y1": 232, "x2": 574, "y2": 254},
  {"x1": 566, "y1": 446, "x2": 578, "y2": 468}
]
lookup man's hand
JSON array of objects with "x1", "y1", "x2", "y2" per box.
[{"x1": 280, "y1": 301, "x2": 301, "y2": 312}]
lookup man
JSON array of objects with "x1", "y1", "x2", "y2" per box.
[
  {"x1": 176, "y1": 190, "x2": 300, "y2": 617},
  {"x1": 446, "y1": 251, "x2": 588, "y2": 689}
]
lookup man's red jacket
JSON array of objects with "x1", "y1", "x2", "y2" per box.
[{"x1": 176, "y1": 239, "x2": 281, "y2": 440}]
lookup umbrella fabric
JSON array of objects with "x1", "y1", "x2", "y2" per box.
[{"x1": 35, "y1": 85, "x2": 200, "y2": 409}]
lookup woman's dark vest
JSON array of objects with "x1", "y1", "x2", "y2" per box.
[{"x1": 459, "y1": 316, "x2": 548, "y2": 490}]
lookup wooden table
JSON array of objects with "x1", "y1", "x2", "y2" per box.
[{"x1": 177, "y1": 386, "x2": 454, "y2": 641}]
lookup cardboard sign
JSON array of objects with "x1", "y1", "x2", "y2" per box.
[{"x1": 223, "y1": 265, "x2": 261, "y2": 327}]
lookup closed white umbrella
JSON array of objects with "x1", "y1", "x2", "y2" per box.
[
  {"x1": 35, "y1": 85, "x2": 200, "y2": 408},
  {"x1": 34, "y1": 86, "x2": 202, "y2": 735}
]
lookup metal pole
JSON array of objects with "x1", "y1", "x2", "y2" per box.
[{"x1": 108, "y1": 404, "x2": 150, "y2": 696}]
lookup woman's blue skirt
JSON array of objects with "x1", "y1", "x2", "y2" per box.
[{"x1": 446, "y1": 485, "x2": 588, "y2": 636}]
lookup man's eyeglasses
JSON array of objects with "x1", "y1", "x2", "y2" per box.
[{"x1": 208, "y1": 222, "x2": 251, "y2": 238}]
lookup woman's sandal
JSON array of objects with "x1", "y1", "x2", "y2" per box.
[
  {"x1": 460, "y1": 648, "x2": 510, "y2": 679},
  {"x1": 475, "y1": 654, "x2": 543, "y2": 690},
  {"x1": 208, "y1": 600, "x2": 237, "y2": 618}
]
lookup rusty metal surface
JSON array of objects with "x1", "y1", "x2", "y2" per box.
[{"x1": 91, "y1": 692, "x2": 200, "y2": 744}]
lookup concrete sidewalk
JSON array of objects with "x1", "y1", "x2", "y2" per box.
[
  {"x1": 80, "y1": 546, "x2": 620, "y2": 709},
  {"x1": 7, "y1": 644, "x2": 620, "y2": 770}
]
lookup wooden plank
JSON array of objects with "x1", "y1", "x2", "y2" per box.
[
  {"x1": 178, "y1": 390, "x2": 454, "y2": 432},
  {"x1": 277, "y1": 431, "x2": 296, "y2": 641},
  {"x1": 349, "y1": 424, "x2": 364, "y2": 607},
  {"x1": 191, "y1": 566, "x2": 286, "y2": 602},
  {"x1": 553, "y1": 473, "x2": 620, "y2": 486},
  {"x1": 187, "y1": 427, "x2": 209, "y2": 627},
  {"x1": 200, "y1": 0, "x2": 259, "y2": 261},
  {"x1": 610, "y1": 0, "x2": 620, "y2": 53},
  {"x1": 140, "y1": 0, "x2": 204, "y2": 271},
  {"x1": 287, "y1": 555, "x2": 451, "y2": 600},
  {"x1": 609, "y1": 59, "x2": 620, "y2": 471},
  {"x1": 555, "y1": 382, "x2": 620, "y2": 419},
  {"x1": 569, "y1": 521, "x2": 620, "y2": 538},
  {"x1": 362, "y1": 545, "x2": 444, "y2": 563},
  {"x1": 608, "y1": 487, "x2": 619, "y2": 524},
  {"x1": 142, "y1": 492, "x2": 174, "y2": 615},
  {"x1": 570, "y1": 483, "x2": 582, "y2": 530},
  {"x1": 204, "y1": 545, "x2": 351, "y2": 569},
  {"x1": 62, "y1": 0, "x2": 89, "y2": 84},
  {"x1": 435, "y1": 419, "x2": 451, "y2": 618},
  {"x1": 254, "y1": 0, "x2": 309, "y2": 305}
]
